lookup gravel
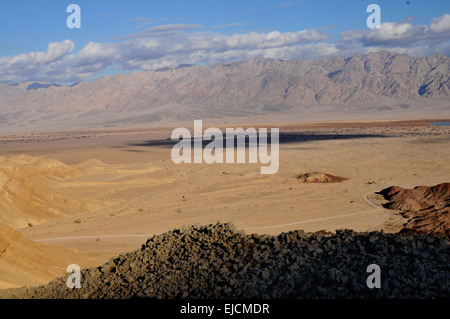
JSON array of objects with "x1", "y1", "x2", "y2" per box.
[{"x1": 1, "y1": 222, "x2": 449, "y2": 299}]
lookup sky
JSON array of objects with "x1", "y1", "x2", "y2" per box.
[{"x1": 0, "y1": 0, "x2": 449, "y2": 84}]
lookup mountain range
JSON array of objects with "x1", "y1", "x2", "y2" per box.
[{"x1": 1, "y1": 51, "x2": 449, "y2": 132}]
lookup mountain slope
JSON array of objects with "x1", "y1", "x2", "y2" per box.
[
  {"x1": 1, "y1": 51, "x2": 449, "y2": 131},
  {"x1": 0, "y1": 222, "x2": 81, "y2": 289}
]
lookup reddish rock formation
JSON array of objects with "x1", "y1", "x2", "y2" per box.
[
  {"x1": 296, "y1": 172, "x2": 348, "y2": 183},
  {"x1": 378, "y1": 183, "x2": 450, "y2": 236}
]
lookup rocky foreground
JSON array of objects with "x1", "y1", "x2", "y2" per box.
[{"x1": 2, "y1": 223, "x2": 449, "y2": 299}]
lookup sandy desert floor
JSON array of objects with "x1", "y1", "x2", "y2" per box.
[{"x1": 0, "y1": 119, "x2": 449, "y2": 289}]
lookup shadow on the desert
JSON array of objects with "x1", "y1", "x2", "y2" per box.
[{"x1": 127, "y1": 132, "x2": 391, "y2": 149}]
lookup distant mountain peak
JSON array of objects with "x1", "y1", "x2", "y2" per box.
[{"x1": 0, "y1": 51, "x2": 449, "y2": 131}]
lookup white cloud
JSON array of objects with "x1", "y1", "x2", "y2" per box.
[
  {"x1": 211, "y1": 23, "x2": 250, "y2": 29},
  {"x1": 123, "y1": 24, "x2": 203, "y2": 38},
  {"x1": 1, "y1": 14, "x2": 449, "y2": 83},
  {"x1": 430, "y1": 14, "x2": 450, "y2": 33},
  {"x1": 341, "y1": 14, "x2": 450, "y2": 48},
  {"x1": 335, "y1": 13, "x2": 450, "y2": 58},
  {"x1": 117, "y1": 28, "x2": 329, "y2": 70},
  {"x1": 0, "y1": 40, "x2": 74, "y2": 69},
  {"x1": 0, "y1": 40, "x2": 75, "y2": 82}
]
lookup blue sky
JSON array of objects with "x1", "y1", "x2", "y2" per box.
[{"x1": 0, "y1": 0, "x2": 449, "y2": 83}]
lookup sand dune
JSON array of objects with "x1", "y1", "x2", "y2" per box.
[
  {"x1": 0, "y1": 155, "x2": 75, "y2": 228},
  {"x1": 0, "y1": 154, "x2": 169, "y2": 229},
  {"x1": 0, "y1": 154, "x2": 175, "y2": 289},
  {"x1": 0, "y1": 222, "x2": 91, "y2": 289}
]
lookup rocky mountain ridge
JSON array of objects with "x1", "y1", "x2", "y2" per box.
[{"x1": 1, "y1": 51, "x2": 449, "y2": 131}]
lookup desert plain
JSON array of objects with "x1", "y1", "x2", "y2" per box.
[{"x1": 0, "y1": 119, "x2": 449, "y2": 290}]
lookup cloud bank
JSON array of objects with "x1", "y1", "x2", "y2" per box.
[{"x1": 1, "y1": 14, "x2": 449, "y2": 83}]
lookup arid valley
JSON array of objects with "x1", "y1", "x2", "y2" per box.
[{"x1": 1, "y1": 119, "x2": 449, "y2": 291}]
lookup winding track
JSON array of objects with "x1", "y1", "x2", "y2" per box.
[
  {"x1": 33, "y1": 193, "x2": 383, "y2": 243},
  {"x1": 244, "y1": 192, "x2": 382, "y2": 231},
  {"x1": 34, "y1": 234, "x2": 152, "y2": 243}
]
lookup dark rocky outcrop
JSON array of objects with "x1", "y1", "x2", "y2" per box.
[{"x1": 2, "y1": 223, "x2": 448, "y2": 299}]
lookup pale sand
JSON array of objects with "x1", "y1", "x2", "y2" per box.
[{"x1": 0, "y1": 120, "x2": 449, "y2": 289}]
